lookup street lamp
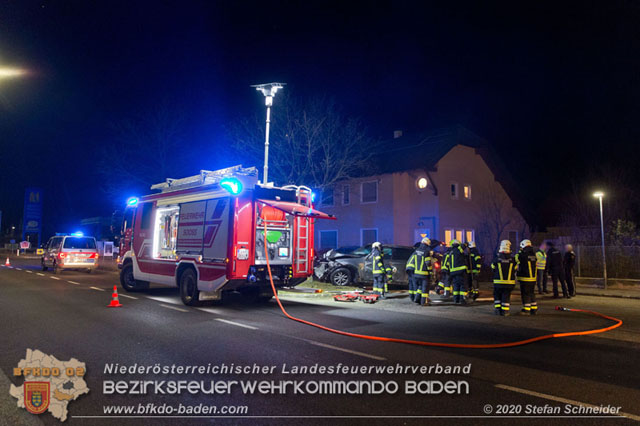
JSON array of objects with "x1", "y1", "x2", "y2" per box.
[
  {"x1": 251, "y1": 82, "x2": 285, "y2": 185},
  {"x1": 0, "y1": 67, "x2": 27, "y2": 80},
  {"x1": 593, "y1": 191, "x2": 607, "y2": 289}
]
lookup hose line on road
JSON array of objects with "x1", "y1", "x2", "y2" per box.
[{"x1": 264, "y1": 223, "x2": 622, "y2": 348}]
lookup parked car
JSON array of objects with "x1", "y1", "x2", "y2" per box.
[
  {"x1": 314, "y1": 244, "x2": 415, "y2": 286},
  {"x1": 41, "y1": 233, "x2": 99, "y2": 273}
]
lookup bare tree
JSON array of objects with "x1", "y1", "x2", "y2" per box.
[
  {"x1": 98, "y1": 102, "x2": 186, "y2": 199},
  {"x1": 227, "y1": 93, "x2": 376, "y2": 189},
  {"x1": 476, "y1": 182, "x2": 513, "y2": 255}
]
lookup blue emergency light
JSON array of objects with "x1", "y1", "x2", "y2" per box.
[
  {"x1": 126, "y1": 197, "x2": 139, "y2": 206},
  {"x1": 72, "y1": 231, "x2": 84, "y2": 237},
  {"x1": 220, "y1": 177, "x2": 243, "y2": 195}
]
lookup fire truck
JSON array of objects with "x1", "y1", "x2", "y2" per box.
[{"x1": 117, "y1": 165, "x2": 334, "y2": 305}]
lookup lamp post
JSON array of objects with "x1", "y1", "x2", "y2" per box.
[
  {"x1": 593, "y1": 191, "x2": 607, "y2": 289},
  {"x1": 250, "y1": 82, "x2": 285, "y2": 185}
]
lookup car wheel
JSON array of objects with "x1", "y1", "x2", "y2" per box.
[
  {"x1": 330, "y1": 267, "x2": 353, "y2": 286},
  {"x1": 179, "y1": 268, "x2": 200, "y2": 306},
  {"x1": 120, "y1": 262, "x2": 149, "y2": 292}
]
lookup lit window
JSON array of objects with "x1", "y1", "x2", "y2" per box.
[
  {"x1": 455, "y1": 230, "x2": 463, "y2": 243},
  {"x1": 466, "y1": 230, "x2": 475, "y2": 244},
  {"x1": 361, "y1": 181, "x2": 378, "y2": 204},
  {"x1": 321, "y1": 188, "x2": 334, "y2": 206},
  {"x1": 463, "y1": 184, "x2": 472, "y2": 200},
  {"x1": 416, "y1": 177, "x2": 428, "y2": 190},
  {"x1": 342, "y1": 185, "x2": 350, "y2": 205},
  {"x1": 450, "y1": 182, "x2": 458, "y2": 199},
  {"x1": 444, "y1": 229, "x2": 453, "y2": 245}
]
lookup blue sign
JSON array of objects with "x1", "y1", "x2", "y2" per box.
[{"x1": 22, "y1": 187, "x2": 43, "y2": 245}]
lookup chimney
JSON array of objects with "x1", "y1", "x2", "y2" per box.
[{"x1": 393, "y1": 130, "x2": 403, "y2": 139}]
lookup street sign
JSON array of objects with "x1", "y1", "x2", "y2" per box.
[
  {"x1": 20, "y1": 241, "x2": 31, "y2": 249},
  {"x1": 36, "y1": 248, "x2": 44, "y2": 255},
  {"x1": 22, "y1": 188, "x2": 43, "y2": 247}
]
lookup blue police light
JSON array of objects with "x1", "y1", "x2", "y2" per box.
[
  {"x1": 311, "y1": 192, "x2": 317, "y2": 203},
  {"x1": 220, "y1": 177, "x2": 243, "y2": 195},
  {"x1": 126, "y1": 197, "x2": 139, "y2": 207},
  {"x1": 72, "y1": 231, "x2": 84, "y2": 237}
]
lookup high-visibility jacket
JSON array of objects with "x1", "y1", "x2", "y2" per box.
[
  {"x1": 469, "y1": 247, "x2": 482, "y2": 274},
  {"x1": 535, "y1": 249, "x2": 547, "y2": 270},
  {"x1": 516, "y1": 246, "x2": 538, "y2": 282},
  {"x1": 372, "y1": 247, "x2": 385, "y2": 276},
  {"x1": 441, "y1": 249, "x2": 451, "y2": 272},
  {"x1": 491, "y1": 253, "x2": 516, "y2": 285},
  {"x1": 447, "y1": 244, "x2": 467, "y2": 276},
  {"x1": 407, "y1": 245, "x2": 432, "y2": 277}
]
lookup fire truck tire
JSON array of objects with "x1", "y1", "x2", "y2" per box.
[
  {"x1": 179, "y1": 268, "x2": 200, "y2": 306},
  {"x1": 330, "y1": 267, "x2": 353, "y2": 286},
  {"x1": 120, "y1": 262, "x2": 149, "y2": 292}
]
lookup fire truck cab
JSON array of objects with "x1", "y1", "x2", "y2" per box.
[{"x1": 118, "y1": 165, "x2": 334, "y2": 305}]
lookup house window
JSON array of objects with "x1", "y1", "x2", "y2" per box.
[
  {"x1": 466, "y1": 230, "x2": 475, "y2": 244},
  {"x1": 321, "y1": 187, "x2": 334, "y2": 206},
  {"x1": 450, "y1": 182, "x2": 459, "y2": 199},
  {"x1": 361, "y1": 228, "x2": 378, "y2": 246},
  {"x1": 361, "y1": 181, "x2": 378, "y2": 204},
  {"x1": 319, "y1": 230, "x2": 338, "y2": 250},
  {"x1": 463, "y1": 184, "x2": 472, "y2": 200},
  {"x1": 444, "y1": 229, "x2": 453, "y2": 245},
  {"x1": 455, "y1": 230, "x2": 463, "y2": 243},
  {"x1": 342, "y1": 185, "x2": 350, "y2": 205}
]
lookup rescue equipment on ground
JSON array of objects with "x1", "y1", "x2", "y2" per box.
[{"x1": 333, "y1": 291, "x2": 380, "y2": 304}]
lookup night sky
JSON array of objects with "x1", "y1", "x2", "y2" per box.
[{"x1": 0, "y1": 1, "x2": 638, "y2": 236}]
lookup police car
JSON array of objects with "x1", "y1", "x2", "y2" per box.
[{"x1": 41, "y1": 233, "x2": 99, "y2": 273}]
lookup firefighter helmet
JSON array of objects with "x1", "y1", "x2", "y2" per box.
[
  {"x1": 372, "y1": 242, "x2": 382, "y2": 249},
  {"x1": 468, "y1": 241, "x2": 476, "y2": 248},
  {"x1": 450, "y1": 239, "x2": 460, "y2": 247},
  {"x1": 421, "y1": 237, "x2": 431, "y2": 246},
  {"x1": 499, "y1": 240, "x2": 511, "y2": 253},
  {"x1": 520, "y1": 239, "x2": 532, "y2": 248}
]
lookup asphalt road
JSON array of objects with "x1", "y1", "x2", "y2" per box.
[{"x1": 1, "y1": 257, "x2": 639, "y2": 426}]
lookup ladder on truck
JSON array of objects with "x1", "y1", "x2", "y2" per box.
[{"x1": 295, "y1": 217, "x2": 310, "y2": 274}]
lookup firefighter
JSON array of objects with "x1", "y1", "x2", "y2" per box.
[
  {"x1": 371, "y1": 242, "x2": 390, "y2": 297},
  {"x1": 437, "y1": 244, "x2": 453, "y2": 296},
  {"x1": 516, "y1": 239, "x2": 538, "y2": 315},
  {"x1": 448, "y1": 239, "x2": 468, "y2": 304},
  {"x1": 564, "y1": 244, "x2": 576, "y2": 297},
  {"x1": 491, "y1": 240, "x2": 516, "y2": 316},
  {"x1": 467, "y1": 241, "x2": 482, "y2": 300},
  {"x1": 546, "y1": 241, "x2": 569, "y2": 298},
  {"x1": 406, "y1": 251, "x2": 417, "y2": 302},
  {"x1": 536, "y1": 242, "x2": 548, "y2": 294},
  {"x1": 412, "y1": 238, "x2": 433, "y2": 305}
]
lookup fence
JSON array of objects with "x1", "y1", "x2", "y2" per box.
[{"x1": 576, "y1": 245, "x2": 640, "y2": 280}]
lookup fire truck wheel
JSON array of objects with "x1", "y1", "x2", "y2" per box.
[
  {"x1": 120, "y1": 263, "x2": 149, "y2": 292},
  {"x1": 179, "y1": 268, "x2": 200, "y2": 306},
  {"x1": 330, "y1": 267, "x2": 353, "y2": 286}
]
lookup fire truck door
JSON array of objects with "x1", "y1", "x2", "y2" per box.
[
  {"x1": 202, "y1": 198, "x2": 230, "y2": 261},
  {"x1": 176, "y1": 201, "x2": 206, "y2": 255}
]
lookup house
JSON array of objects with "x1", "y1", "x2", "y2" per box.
[{"x1": 313, "y1": 126, "x2": 530, "y2": 258}]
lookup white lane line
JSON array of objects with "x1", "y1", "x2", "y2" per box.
[
  {"x1": 305, "y1": 340, "x2": 387, "y2": 361},
  {"x1": 146, "y1": 296, "x2": 182, "y2": 305},
  {"x1": 67, "y1": 281, "x2": 81, "y2": 285},
  {"x1": 215, "y1": 318, "x2": 258, "y2": 330},
  {"x1": 495, "y1": 384, "x2": 640, "y2": 421},
  {"x1": 15, "y1": 268, "x2": 22, "y2": 271},
  {"x1": 90, "y1": 286, "x2": 106, "y2": 292},
  {"x1": 36, "y1": 273, "x2": 45, "y2": 276},
  {"x1": 25, "y1": 270, "x2": 33, "y2": 274},
  {"x1": 197, "y1": 307, "x2": 225, "y2": 315},
  {"x1": 119, "y1": 294, "x2": 138, "y2": 300},
  {"x1": 160, "y1": 304, "x2": 189, "y2": 313},
  {"x1": 50, "y1": 276, "x2": 61, "y2": 280}
]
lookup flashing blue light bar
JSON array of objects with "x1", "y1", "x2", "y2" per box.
[
  {"x1": 72, "y1": 231, "x2": 84, "y2": 237},
  {"x1": 311, "y1": 192, "x2": 317, "y2": 203},
  {"x1": 220, "y1": 177, "x2": 243, "y2": 195},
  {"x1": 126, "y1": 197, "x2": 139, "y2": 206}
]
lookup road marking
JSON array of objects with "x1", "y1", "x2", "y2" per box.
[
  {"x1": 160, "y1": 304, "x2": 189, "y2": 313},
  {"x1": 197, "y1": 307, "x2": 225, "y2": 315},
  {"x1": 36, "y1": 273, "x2": 45, "y2": 276},
  {"x1": 50, "y1": 276, "x2": 61, "y2": 280},
  {"x1": 90, "y1": 286, "x2": 106, "y2": 292},
  {"x1": 15, "y1": 268, "x2": 22, "y2": 271},
  {"x1": 495, "y1": 384, "x2": 640, "y2": 421},
  {"x1": 215, "y1": 318, "x2": 258, "y2": 330},
  {"x1": 305, "y1": 340, "x2": 386, "y2": 361},
  {"x1": 119, "y1": 294, "x2": 138, "y2": 300},
  {"x1": 146, "y1": 296, "x2": 182, "y2": 305},
  {"x1": 25, "y1": 270, "x2": 33, "y2": 274},
  {"x1": 67, "y1": 281, "x2": 81, "y2": 285}
]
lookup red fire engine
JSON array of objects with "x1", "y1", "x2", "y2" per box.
[{"x1": 118, "y1": 165, "x2": 334, "y2": 305}]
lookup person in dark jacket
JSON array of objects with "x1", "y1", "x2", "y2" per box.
[
  {"x1": 516, "y1": 240, "x2": 538, "y2": 315},
  {"x1": 467, "y1": 241, "x2": 482, "y2": 300},
  {"x1": 546, "y1": 241, "x2": 569, "y2": 298},
  {"x1": 564, "y1": 244, "x2": 576, "y2": 297},
  {"x1": 448, "y1": 240, "x2": 468, "y2": 305},
  {"x1": 491, "y1": 240, "x2": 517, "y2": 316}
]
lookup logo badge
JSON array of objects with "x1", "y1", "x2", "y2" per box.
[{"x1": 24, "y1": 382, "x2": 50, "y2": 415}]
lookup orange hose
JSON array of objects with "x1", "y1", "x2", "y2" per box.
[{"x1": 265, "y1": 223, "x2": 622, "y2": 348}]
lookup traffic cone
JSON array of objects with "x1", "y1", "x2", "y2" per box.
[
  {"x1": 108, "y1": 285, "x2": 122, "y2": 308},
  {"x1": 5, "y1": 258, "x2": 10, "y2": 267}
]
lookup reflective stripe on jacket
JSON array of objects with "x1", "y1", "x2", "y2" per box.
[
  {"x1": 516, "y1": 247, "x2": 538, "y2": 282},
  {"x1": 491, "y1": 253, "x2": 516, "y2": 285}
]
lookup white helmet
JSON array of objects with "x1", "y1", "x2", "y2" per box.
[
  {"x1": 372, "y1": 242, "x2": 382, "y2": 249},
  {"x1": 421, "y1": 237, "x2": 431, "y2": 246},
  {"x1": 520, "y1": 239, "x2": 532, "y2": 248},
  {"x1": 499, "y1": 240, "x2": 511, "y2": 253},
  {"x1": 468, "y1": 241, "x2": 476, "y2": 248}
]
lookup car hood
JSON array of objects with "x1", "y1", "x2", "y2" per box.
[{"x1": 323, "y1": 249, "x2": 364, "y2": 261}]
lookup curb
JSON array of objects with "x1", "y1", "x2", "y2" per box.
[{"x1": 575, "y1": 292, "x2": 640, "y2": 300}]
